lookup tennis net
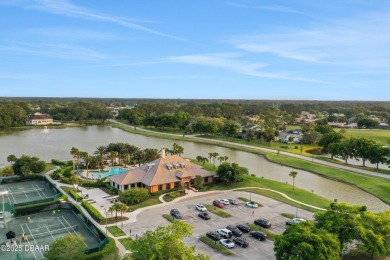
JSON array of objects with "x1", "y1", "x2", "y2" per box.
[
  {"x1": 11, "y1": 188, "x2": 45, "y2": 196},
  {"x1": 28, "y1": 225, "x2": 78, "y2": 239}
]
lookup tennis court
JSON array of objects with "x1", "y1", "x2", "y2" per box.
[
  {"x1": 0, "y1": 180, "x2": 60, "y2": 206},
  {"x1": 0, "y1": 210, "x2": 104, "y2": 260}
]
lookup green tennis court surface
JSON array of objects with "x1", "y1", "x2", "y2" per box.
[
  {"x1": 0, "y1": 180, "x2": 60, "y2": 206},
  {"x1": 0, "y1": 210, "x2": 103, "y2": 260}
]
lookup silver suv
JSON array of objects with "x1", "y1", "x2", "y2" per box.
[{"x1": 217, "y1": 228, "x2": 232, "y2": 238}]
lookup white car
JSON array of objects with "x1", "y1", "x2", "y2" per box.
[
  {"x1": 245, "y1": 201, "x2": 258, "y2": 208},
  {"x1": 219, "y1": 199, "x2": 230, "y2": 205},
  {"x1": 286, "y1": 218, "x2": 306, "y2": 225},
  {"x1": 195, "y1": 204, "x2": 207, "y2": 212},
  {"x1": 220, "y1": 239, "x2": 235, "y2": 248}
]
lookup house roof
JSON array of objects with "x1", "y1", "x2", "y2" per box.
[
  {"x1": 28, "y1": 113, "x2": 52, "y2": 120},
  {"x1": 108, "y1": 155, "x2": 215, "y2": 186}
]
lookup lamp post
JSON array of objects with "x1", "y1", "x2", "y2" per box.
[
  {"x1": 104, "y1": 208, "x2": 108, "y2": 236},
  {"x1": 1, "y1": 190, "x2": 9, "y2": 228},
  {"x1": 74, "y1": 184, "x2": 78, "y2": 204}
]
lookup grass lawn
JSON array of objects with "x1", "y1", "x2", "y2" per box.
[
  {"x1": 237, "y1": 196, "x2": 263, "y2": 207},
  {"x1": 205, "y1": 204, "x2": 231, "y2": 218},
  {"x1": 248, "y1": 224, "x2": 278, "y2": 241},
  {"x1": 162, "y1": 214, "x2": 175, "y2": 223},
  {"x1": 281, "y1": 213, "x2": 295, "y2": 219},
  {"x1": 265, "y1": 153, "x2": 390, "y2": 205},
  {"x1": 106, "y1": 225, "x2": 127, "y2": 237},
  {"x1": 199, "y1": 236, "x2": 234, "y2": 256},
  {"x1": 162, "y1": 191, "x2": 184, "y2": 202},
  {"x1": 128, "y1": 198, "x2": 162, "y2": 211},
  {"x1": 118, "y1": 237, "x2": 133, "y2": 250},
  {"x1": 335, "y1": 128, "x2": 390, "y2": 146},
  {"x1": 208, "y1": 175, "x2": 331, "y2": 212}
]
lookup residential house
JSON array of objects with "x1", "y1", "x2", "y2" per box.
[
  {"x1": 27, "y1": 112, "x2": 53, "y2": 126},
  {"x1": 107, "y1": 149, "x2": 215, "y2": 192},
  {"x1": 328, "y1": 122, "x2": 345, "y2": 128},
  {"x1": 237, "y1": 124, "x2": 261, "y2": 138},
  {"x1": 279, "y1": 129, "x2": 303, "y2": 143}
]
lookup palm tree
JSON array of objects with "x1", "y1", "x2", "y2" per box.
[
  {"x1": 224, "y1": 156, "x2": 229, "y2": 162},
  {"x1": 208, "y1": 152, "x2": 213, "y2": 164},
  {"x1": 70, "y1": 147, "x2": 80, "y2": 172},
  {"x1": 109, "y1": 151, "x2": 118, "y2": 166},
  {"x1": 212, "y1": 152, "x2": 219, "y2": 165},
  {"x1": 201, "y1": 157, "x2": 209, "y2": 166},
  {"x1": 218, "y1": 156, "x2": 225, "y2": 165},
  {"x1": 6, "y1": 154, "x2": 17, "y2": 166},
  {"x1": 109, "y1": 202, "x2": 124, "y2": 225},
  {"x1": 196, "y1": 156, "x2": 203, "y2": 163},
  {"x1": 289, "y1": 171, "x2": 298, "y2": 192}
]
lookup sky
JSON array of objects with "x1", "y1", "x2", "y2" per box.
[{"x1": 1, "y1": 0, "x2": 390, "y2": 100}]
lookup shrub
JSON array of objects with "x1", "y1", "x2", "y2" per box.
[
  {"x1": 81, "y1": 200, "x2": 105, "y2": 223},
  {"x1": 51, "y1": 159, "x2": 67, "y2": 166},
  {"x1": 280, "y1": 145, "x2": 289, "y2": 149},
  {"x1": 14, "y1": 194, "x2": 68, "y2": 215},
  {"x1": 306, "y1": 148, "x2": 322, "y2": 155}
]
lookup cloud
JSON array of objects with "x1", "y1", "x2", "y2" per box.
[
  {"x1": 230, "y1": 10, "x2": 390, "y2": 69},
  {"x1": 0, "y1": 41, "x2": 105, "y2": 60},
  {"x1": 4, "y1": 0, "x2": 185, "y2": 41},
  {"x1": 228, "y1": 2, "x2": 307, "y2": 15},
  {"x1": 165, "y1": 53, "x2": 321, "y2": 82}
]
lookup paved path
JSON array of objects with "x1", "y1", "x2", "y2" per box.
[{"x1": 109, "y1": 119, "x2": 390, "y2": 180}]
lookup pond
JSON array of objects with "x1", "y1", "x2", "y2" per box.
[{"x1": 0, "y1": 125, "x2": 388, "y2": 211}]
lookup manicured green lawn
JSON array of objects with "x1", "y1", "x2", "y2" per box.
[
  {"x1": 128, "y1": 198, "x2": 162, "y2": 211},
  {"x1": 118, "y1": 237, "x2": 133, "y2": 250},
  {"x1": 162, "y1": 214, "x2": 175, "y2": 223},
  {"x1": 199, "y1": 236, "x2": 233, "y2": 256},
  {"x1": 208, "y1": 175, "x2": 331, "y2": 211},
  {"x1": 335, "y1": 128, "x2": 390, "y2": 146},
  {"x1": 106, "y1": 226, "x2": 127, "y2": 237},
  {"x1": 205, "y1": 204, "x2": 231, "y2": 218}
]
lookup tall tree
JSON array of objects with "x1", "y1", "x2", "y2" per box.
[
  {"x1": 274, "y1": 221, "x2": 340, "y2": 260},
  {"x1": 45, "y1": 234, "x2": 86, "y2": 260},
  {"x1": 129, "y1": 221, "x2": 210, "y2": 260}
]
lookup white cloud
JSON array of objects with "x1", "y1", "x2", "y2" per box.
[
  {"x1": 4, "y1": 0, "x2": 185, "y2": 41},
  {"x1": 165, "y1": 53, "x2": 321, "y2": 82}
]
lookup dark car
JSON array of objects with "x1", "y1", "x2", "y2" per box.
[
  {"x1": 233, "y1": 237, "x2": 249, "y2": 248},
  {"x1": 198, "y1": 212, "x2": 211, "y2": 220},
  {"x1": 249, "y1": 231, "x2": 267, "y2": 241},
  {"x1": 254, "y1": 218, "x2": 271, "y2": 228},
  {"x1": 213, "y1": 200, "x2": 224, "y2": 208},
  {"x1": 236, "y1": 224, "x2": 251, "y2": 233},
  {"x1": 206, "y1": 231, "x2": 221, "y2": 241},
  {"x1": 228, "y1": 199, "x2": 239, "y2": 205},
  {"x1": 170, "y1": 209, "x2": 182, "y2": 219},
  {"x1": 226, "y1": 225, "x2": 243, "y2": 237}
]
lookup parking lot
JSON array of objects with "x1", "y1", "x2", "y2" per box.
[{"x1": 122, "y1": 190, "x2": 314, "y2": 259}]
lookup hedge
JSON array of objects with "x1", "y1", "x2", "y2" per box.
[
  {"x1": 60, "y1": 186, "x2": 83, "y2": 201},
  {"x1": 14, "y1": 194, "x2": 68, "y2": 215},
  {"x1": 81, "y1": 200, "x2": 105, "y2": 223},
  {"x1": 84, "y1": 237, "x2": 117, "y2": 260},
  {"x1": 51, "y1": 159, "x2": 68, "y2": 166}
]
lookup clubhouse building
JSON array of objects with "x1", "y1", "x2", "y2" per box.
[{"x1": 107, "y1": 150, "x2": 215, "y2": 192}]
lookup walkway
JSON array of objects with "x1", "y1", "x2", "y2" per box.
[{"x1": 109, "y1": 119, "x2": 390, "y2": 180}]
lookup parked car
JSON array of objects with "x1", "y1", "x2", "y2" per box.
[
  {"x1": 198, "y1": 212, "x2": 211, "y2": 220},
  {"x1": 236, "y1": 224, "x2": 251, "y2": 233},
  {"x1": 229, "y1": 199, "x2": 239, "y2": 205},
  {"x1": 195, "y1": 204, "x2": 207, "y2": 212},
  {"x1": 254, "y1": 218, "x2": 271, "y2": 228},
  {"x1": 217, "y1": 228, "x2": 233, "y2": 238},
  {"x1": 220, "y1": 239, "x2": 235, "y2": 248},
  {"x1": 219, "y1": 199, "x2": 230, "y2": 205},
  {"x1": 213, "y1": 200, "x2": 224, "y2": 208},
  {"x1": 206, "y1": 231, "x2": 221, "y2": 241},
  {"x1": 286, "y1": 218, "x2": 306, "y2": 226},
  {"x1": 250, "y1": 231, "x2": 267, "y2": 241},
  {"x1": 245, "y1": 201, "x2": 258, "y2": 208},
  {"x1": 170, "y1": 209, "x2": 182, "y2": 219},
  {"x1": 226, "y1": 225, "x2": 243, "y2": 237},
  {"x1": 233, "y1": 237, "x2": 249, "y2": 248}
]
